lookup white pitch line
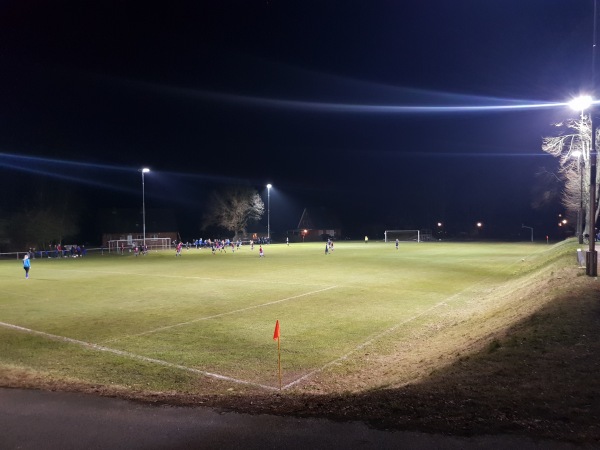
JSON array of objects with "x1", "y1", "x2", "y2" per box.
[
  {"x1": 282, "y1": 297, "x2": 454, "y2": 390},
  {"x1": 281, "y1": 265, "x2": 526, "y2": 390},
  {"x1": 103, "y1": 285, "x2": 339, "y2": 344},
  {"x1": 0, "y1": 321, "x2": 278, "y2": 391}
]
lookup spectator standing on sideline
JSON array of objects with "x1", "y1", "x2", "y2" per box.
[{"x1": 23, "y1": 254, "x2": 31, "y2": 279}]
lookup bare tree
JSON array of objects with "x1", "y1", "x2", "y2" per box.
[
  {"x1": 542, "y1": 115, "x2": 599, "y2": 235},
  {"x1": 202, "y1": 186, "x2": 265, "y2": 239}
]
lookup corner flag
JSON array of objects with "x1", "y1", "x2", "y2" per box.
[{"x1": 273, "y1": 320, "x2": 282, "y2": 390}]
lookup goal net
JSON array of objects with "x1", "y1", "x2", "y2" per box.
[
  {"x1": 384, "y1": 230, "x2": 420, "y2": 243},
  {"x1": 107, "y1": 237, "x2": 172, "y2": 253}
]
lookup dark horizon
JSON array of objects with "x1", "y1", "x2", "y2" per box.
[{"x1": 0, "y1": 1, "x2": 593, "y2": 244}]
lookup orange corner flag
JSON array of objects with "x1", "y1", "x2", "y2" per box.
[{"x1": 273, "y1": 320, "x2": 280, "y2": 340}]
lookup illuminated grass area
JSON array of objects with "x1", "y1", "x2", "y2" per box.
[{"x1": 0, "y1": 241, "x2": 553, "y2": 391}]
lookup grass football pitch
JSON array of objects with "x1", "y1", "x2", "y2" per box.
[{"x1": 0, "y1": 241, "x2": 554, "y2": 392}]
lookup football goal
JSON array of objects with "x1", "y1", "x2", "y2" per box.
[
  {"x1": 107, "y1": 237, "x2": 172, "y2": 253},
  {"x1": 384, "y1": 230, "x2": 420, "y2": 243}
]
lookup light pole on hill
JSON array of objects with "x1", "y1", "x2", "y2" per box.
[
  {"x1": 569, "y1": 95, "x2": 597, "y2": 276},
  {"x1": 572, "y1": 150, "x2": 584, "y2": 244},
  {"x1": 140, "y1": 168, "x2": 150, "y2": 248},
  {"x1": 267, "y1": 183, "x2": 272, "y2": 242},
  {"x1": 569, "y1": 96, "x2": 589, "y2": 245}
]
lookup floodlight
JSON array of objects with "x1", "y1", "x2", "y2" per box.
[{"x1": 569, "y1": 95, "x2": 593, "y2": 111}]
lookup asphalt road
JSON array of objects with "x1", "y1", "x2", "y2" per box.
[{"x1": 0, "y1": 388, "x2": 586, "y2": 449}]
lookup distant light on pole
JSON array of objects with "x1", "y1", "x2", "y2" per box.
[
  {"x1": 140, "y1": 168, "x2": 150, "y2": 248},
  {"x1": 522, "y1": 224, "x2": 533, "y2": 242},
  {"x1": 267, "y1": 184, "x2": 272, "y2": 242}
]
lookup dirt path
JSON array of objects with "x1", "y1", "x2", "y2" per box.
[{"x1": 0, "y1": 387, "x2": 582, "y2": 450}]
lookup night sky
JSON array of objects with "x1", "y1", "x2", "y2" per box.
[{"x1": 0, "y1": 1, "x2": 595, "y2": 242}]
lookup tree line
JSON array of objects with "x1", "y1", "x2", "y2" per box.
[{"x1": 0, "y1": 184, "x2": 265, "y2": 251}]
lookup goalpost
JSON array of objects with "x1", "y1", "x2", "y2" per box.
[
  {"x1": 384, "y1": 230, "x2": 420, "y2": 243},
  {"x1": 107, "y1": 237, "x2": 172, "y2": 253}
]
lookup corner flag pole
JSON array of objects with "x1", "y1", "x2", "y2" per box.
[{"x1": 273, "y1": 320, "x2": 282, "y2": 390}]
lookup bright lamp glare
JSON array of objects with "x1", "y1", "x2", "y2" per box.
[
  {"x1": 569, "y1": 95, "x2": 593, "y2": 111},
  {"x1": 142, "y1": 168, "x2": 150, "y2": 173},
  {"x1": 572, "y1": 150, "x2": 582, "y2": 158},
  {"x1": 267, "y1": 183, "x2": 272, "y2": 189}
]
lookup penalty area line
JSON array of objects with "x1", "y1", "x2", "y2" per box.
[
  {"x1": 0, "y1": 321, "x2": 278, "y2": 392},
  {"x1": 281, "y1": 273, "x2": 505, "y2": 390}
]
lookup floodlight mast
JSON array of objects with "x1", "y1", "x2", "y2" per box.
[
  {"x1": 590, "y1": 112, "x2": 598, "y2": 276},
  {"x1": 140, "y1": 168, "x2": 150, "y2": 248},
  {"x1": 570, "y1": 96, "x2": 598, "y2": 276},
  {"x1": 572, "y1": 150, "x2": 584, "y2": 244},
  {"x1": 521, "y1": 224, "x2": 533, "y2": 243},
  {"x1": 266, "y1": 184, "x2": 272, "y2": 242}
]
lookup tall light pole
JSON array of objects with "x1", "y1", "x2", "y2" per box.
[
  {"x1": 569, "y1": 95, "x2": 597, "y2": 276},
  {"x1": 570, "y1": 97, "x2": 590, "y2": 244},
  {"x1": 573, "y1": 150, "x2": 584, "y2": 244},
  {"x1": 266, "y1": 183, "x2": 272, "y2": 242},
  {"x1": 521, "y1": 224, "x2": 533, "y2": 243},
  {"x1": 590, "y1": 111, "x2": 598, "y2": 277},
  {"x1": 140, "y1": 168, "x2": 150, "y2": 248}
]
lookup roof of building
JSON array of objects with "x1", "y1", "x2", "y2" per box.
[{"x1": 297, "y1": 207, "x2": 341, "y2": 230}]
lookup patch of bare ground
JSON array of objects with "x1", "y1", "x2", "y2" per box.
[{"x1": 2, "y1": 256, "x2": 599, "y2": 444}]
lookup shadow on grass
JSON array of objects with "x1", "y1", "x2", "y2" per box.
[{"x1": 223, "y1": 273, "x2": 600, "y2": 443}]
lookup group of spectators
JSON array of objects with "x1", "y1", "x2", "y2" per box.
[
  {"x1": 188, "y1": 237, "x2": 271, "y2": 249},
  {"x1": 178, "y1": 239, "x2": 242, "y2": 255},
  {"x1": 28, "y1": 244, "x2": 87, "y2": 259},
  {"x1": 171, "y1": 237, "x2": 274, "y2": 256}
]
